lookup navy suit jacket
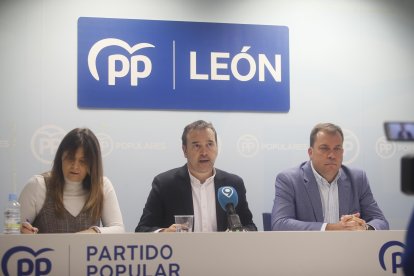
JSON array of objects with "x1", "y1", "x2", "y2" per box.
[
  {"x1": 271, "y1": 161, "x2": 389, "y2": 231},
  {"x1": 135, "y1": 164, "x2": 257, "y2": 232}
]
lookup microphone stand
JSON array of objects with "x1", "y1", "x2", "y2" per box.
[{"x1": 225, "y1": 203, "x2": 244, "y2": 232}]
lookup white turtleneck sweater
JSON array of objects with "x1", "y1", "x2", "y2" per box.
[{"x1": 19, "y1": 175, "x2": 124, "y2": 233}]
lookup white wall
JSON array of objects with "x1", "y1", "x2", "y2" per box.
[{"x1": 1, "y1": 0, "x2": 413, "y2": 231}]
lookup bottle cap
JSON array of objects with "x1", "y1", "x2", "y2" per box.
[{"x1": 8, "y1": 193, "x2": 18, "y2": 201}]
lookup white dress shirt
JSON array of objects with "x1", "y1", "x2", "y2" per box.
[
  {"x1": 310, "y1": 162, "x2": 341, "y2": 231},
  {"x1": 189, "y1": 169, "x2": 218, "y2": 232}
]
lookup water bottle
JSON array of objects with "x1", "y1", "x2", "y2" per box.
[{"x1": 4, "y1": 193, "x2": 21, "y2": 234}]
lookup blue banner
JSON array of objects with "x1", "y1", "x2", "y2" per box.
[{"x1": 77, "y1": 17, "x2": 290, "y2": 112}]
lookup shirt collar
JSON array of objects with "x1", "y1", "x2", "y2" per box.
[
  {"x1": 188, "y1": 168, "x2": 216, "y2": 185},
  {"x1": 310, "y1": 161, "x2": 341, "y2": 184}
]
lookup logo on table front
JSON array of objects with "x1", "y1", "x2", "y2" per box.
[
  {"x1": 88, "y1": 38, "x2": 155, "y2": 86},
  {"x1": 378, "y1": 240, "x2": 405, "y2": 274},
  {"x1": 1, "y1": 246, "x2": 54, "y2": 276}
]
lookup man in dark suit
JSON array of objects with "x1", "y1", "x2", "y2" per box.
[
  {"x1": 136, "y1": 120, "x2": 257, "y2": 232},
  {"x1": 271, "y1": 123, "x2": 389, "y2": 231}
]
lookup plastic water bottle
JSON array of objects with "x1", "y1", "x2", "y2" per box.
[{"x1": 4, "y1": 193, "x2": 21, "y2": 234}]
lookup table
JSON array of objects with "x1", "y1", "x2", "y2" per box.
[{"x1": 0, "y1": 231, "x2": 406, "y2": 275}]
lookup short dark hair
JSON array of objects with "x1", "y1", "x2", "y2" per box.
[
  {"x1": 181, "y1": 120, "x2": 217, "y2": 146},
  {"x1": 310, "y1": 123, "x2": 344, "y2": 147}
]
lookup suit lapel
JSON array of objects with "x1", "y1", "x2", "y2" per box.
[
  {"x1": 177, "y1": 165, "x2": 194, "y2": 215},
  {"x1": 213, "y1": 170, "x2": 227, "y2": 231},
  {"x1": 337, "y1": 169, "x2": 351, "y2": 217},
  {"x1": 303, "y1": 162, "x2": 324, "y2": 222}
]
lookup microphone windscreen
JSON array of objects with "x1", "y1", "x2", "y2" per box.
[{"x1": 217, "y1": 186, "x2": 239, "y2": 211}]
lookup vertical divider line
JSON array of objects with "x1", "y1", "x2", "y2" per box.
[
  {"x1": 173, "y1": 40, "x2": 176, "y2": 90},
  {"x1": 68, "y1": 244, "x2": 71, "y2": 275}
]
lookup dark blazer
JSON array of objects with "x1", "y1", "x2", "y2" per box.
[
  {"x1": 135, "y1": 164, "x2": 257, "y2": 232},
  {"x1": 271, "y1": 161, "x2": 389, "y2": 231}
]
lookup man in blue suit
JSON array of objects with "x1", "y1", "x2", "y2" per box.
[{"x1": 271, "y1": 123, "x2": 389, "y2": 231}]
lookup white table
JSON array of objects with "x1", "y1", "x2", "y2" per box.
[{"x1": 0, "y1": 231, "x2": 406, "y2": 275}]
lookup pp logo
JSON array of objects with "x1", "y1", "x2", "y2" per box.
[
  {"x1": 96, "y1": 133, "x2": 114, "y2": 158},
  {"x1": 88, "y1": 38, "x2": 155, "y2": 86},
  {"x1": 342, "y1": 129, "x2": 359, "y2": 165},
  {"x1": 31, "y1": 125, "x2": 66, "y2": 164},
  {"x1": 378, "y1": 241, "x2": 405, "y2": 274},
  {"x1": 237, "y1": 134, "x2": 260, "y2": 158},
  {"x1": 375, "y1": 136, "x2": 396, "y2": 159},
  {"x1": 1, "y1": 246, "x2": 53, "y2": 276}
]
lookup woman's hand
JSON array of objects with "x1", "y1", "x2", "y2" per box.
[{"x1": 21, "y1": 221, "x2": 39, "y2": 234}]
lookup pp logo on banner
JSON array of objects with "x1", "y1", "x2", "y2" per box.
[
  {"x1": 378, "y1": 240, "x2": 405, "y2": 274},
  {"x1": 88, "y1": 38, "x2": 155, "y2": 86},
  {"x1": 78, "y1": 17, "x2": 290, "y2": 112},
  {"x1": 1, "y1": 246, "x2": 53, "y2": 276}
]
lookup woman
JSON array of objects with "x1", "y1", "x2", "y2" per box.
[{"x1": 19, "y1": 127, "x2": 124, "y2": 234}]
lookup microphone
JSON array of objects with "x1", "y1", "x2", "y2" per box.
[{"x1": 217, "y1": 186, "x2": 243, "y2": 232}]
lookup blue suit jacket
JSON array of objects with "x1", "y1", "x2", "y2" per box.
[
  {"x1": 271, "y1": 161, "x2": 389, "y2": 231},
  {"x1": 135, "y1": 164, "x2": 257, "y2": 232}
]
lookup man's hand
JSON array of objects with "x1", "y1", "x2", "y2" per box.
[
  {"x1": 160, "y1": 224, "x2": 180, "y2": 232},
  {"x1": 326, "y1": 213, "x2": 367, "y2": 231}
]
